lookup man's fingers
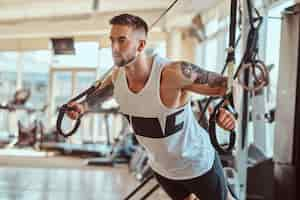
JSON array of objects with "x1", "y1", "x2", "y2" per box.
[
  {"x1": 217, "y1": 108, "x2": 236, "y2": 131},
  {"x1": 74, "y1": 105, "x2": 82, "y2": 113},
  {"x1": 219, "y1": 112, "x2": 226, "y2": 122},
  {"x1": 218, "y1": 108, "x2": 228, "y2": 121},
  {"x1": 224, "y1": 117, "x2": 233, "y2": 125},
  {"x1": 67, "y1": 102, "x2": 83, "y2": 113},
  {"x1": 224, "y1": 120, "x2": 236, "y2": 130},
  {"x1": 67, "y1": 101, "x2": 76, "y2": 107},
  {"x1": 69, "y1": 111, "x2": 76, "y2": 119},
  {"x1": 67, "y1": 110, "x2": 79, "y2": 120},
  {"x1": 229, "y1": 123, "x2": 235, "y2": 130},
  {"x1": 218, "y1": 111, "x2": 230, "y2": 123},
  {"x1": 224, "y1": 121, "x2": 235, "y2": 130}
]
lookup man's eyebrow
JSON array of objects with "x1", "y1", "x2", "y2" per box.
[
  {"x1": 118, "y1": 36, "x2": 127, "y2": 40},
  {"x1": 109, "y1": 36, "x2": 127, "y2": 40}
]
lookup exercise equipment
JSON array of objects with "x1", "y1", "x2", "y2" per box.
[
  {"x1": 208, "y1": 101, "x2": 237, "y2": 155},
  {"x1": 125, "y1": 146, "x2": 159, "y2": 200},
  {"x1": 0, "y1": 89, "x2": 31, "y2": 110},
  {"x1": 15, "y1": 120, "x2": 38, "y2": 148},
  {"x1": 198, "y1": 0, "x2": 239, "y2": 154},
  {"x1": 235, "y1": 2, "x2": 268, "y2": 92},
  {"x1": 221, "y1": 1, "x2": 278, "y2": 200},
  {"x1": 56, "y1": 79, "x2": 102, "y2": 137},
  {"x1": 39, "y1": 121, "x2": 65, "y2": 144},
  {"x1": 87, "y1": 132, "x2": 137, "y2": 166},
  {"x1": 199, "y1": 0, "x2": 270, "y2": 155},
  {"x1": 128, "y1": 146, "x2": 152, "y2": 180},
  {"x1": 56, "y1": 68, "x2": 114, "y2": 138},
  {"x1": 86, "y1": 110, "x2": 138, "y2": 166},
  {"x1": 124, "y1": 175, "x2": 160, "y2": 200},
  {"x1": 0, "y1": 89, "x2": 31, "y2": 147},
  {"x1": 46, "y1": 67, "x2": 114, "y2": 156},
  {"x1": 14, "y1": 105, "x2": 48, "y2": 148},
  {"x1": 42, "y1": 108, "x2": 118, "y2": 157}
]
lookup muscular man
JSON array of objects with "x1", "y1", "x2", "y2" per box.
[{"x1": 67, "y1": 14, "x2": 236, "y2": 200}]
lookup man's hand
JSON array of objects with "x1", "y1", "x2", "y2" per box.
[
  {"x1": 66, "y1": 102, "x2": 85, "y2": 120},
  {"x1": 216, "y1": 108, "x2": 236, "y2": 131}
]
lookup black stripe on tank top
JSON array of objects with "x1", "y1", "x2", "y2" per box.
[{"x1": 122, "y1": 109, "x2": 184, "y2": 138}]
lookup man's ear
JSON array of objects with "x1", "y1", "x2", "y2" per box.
[{"x1": 137, "y1": 40, "x2": 146, "y2": 52}]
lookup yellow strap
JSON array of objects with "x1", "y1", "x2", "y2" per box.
[{"x1": 227, "y1": 61, "x2": 235, "y2": 93}]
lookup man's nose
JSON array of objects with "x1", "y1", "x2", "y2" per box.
[{"x1": 111, "y1": 42, "x2": 119, "y2": 53}]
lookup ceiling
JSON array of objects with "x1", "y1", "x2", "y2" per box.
[
  {"x1": 0, "y1": 0, "x2": 222, "y2": 50},
  {"x1": 0, "y1": 0, "x2": 221, "y2": 21},
  {"x1": 0, "y1": 0, "x2": 221, "y2": 31}
]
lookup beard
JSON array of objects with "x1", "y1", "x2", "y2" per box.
[{"x1": 113, "y1": 52, "x2": 138, "y2": 67}]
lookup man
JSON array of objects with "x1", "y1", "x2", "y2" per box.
[{"x1": 67, "y1": 14, "x2": 236, "y2": 200}]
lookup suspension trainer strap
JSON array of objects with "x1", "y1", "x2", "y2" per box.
[
  {"x1": 56, "y1": 82, "x2": 99, "y2": 137},
  {"x1": 200, "y1": 0, "x2": 239, "y2": 154},
  {"x1": 199, "y1": 0, "x2": 239, "y2": 122},
  {"x1": 150, "y1": 0, "x2": 179, "y2": 29}
]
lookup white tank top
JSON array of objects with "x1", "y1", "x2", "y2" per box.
[{"x1": 113, "y1": 54, "x2": 215, "y2": 180}]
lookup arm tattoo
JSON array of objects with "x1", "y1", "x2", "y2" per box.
[
  {"x1": 180, "y1": 61, "x2": 227, "y2": 87},
  {"x1": 83, "y1": 82, "x2": 114, "y2": 110}
]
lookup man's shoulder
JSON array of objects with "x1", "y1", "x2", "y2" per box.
[
  {"x1": 160, "y1": 61, "x2": 185, "y2": 89},
  {"x1": 162, "y1": 61, "x2": 182, "y2": 74}
]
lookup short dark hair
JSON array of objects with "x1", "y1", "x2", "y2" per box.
[{"x1": 109, "y1": 14, "x2": 148, "y2": 36}]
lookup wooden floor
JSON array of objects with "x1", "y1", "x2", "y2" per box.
[{"x1": 0, "y1": 153, "x2": 170, "y2": 200}]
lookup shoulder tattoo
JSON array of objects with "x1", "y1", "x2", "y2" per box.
[{"x1": 180, "y1": 61, "x2": 227, "y2": 87}]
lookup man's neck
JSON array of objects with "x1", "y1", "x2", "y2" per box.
[{"x1": 125, "y1": 53, "x2": 153, "y2": 85}]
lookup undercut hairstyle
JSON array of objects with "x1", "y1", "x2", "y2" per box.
[{"x1": 109, "y1": 13, "x2": 149, "y2": 36}]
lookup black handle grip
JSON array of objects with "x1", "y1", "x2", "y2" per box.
[
  {"x1": 208, "y1": 100, "x2": 236, "y2": 154},
  {"x1": 56, "y1": 104, "x2": 82, "y2": 138}
]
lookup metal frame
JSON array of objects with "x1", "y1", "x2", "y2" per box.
[{"x1": 272, "y1": 4, "x2": 300, "y2": 200}]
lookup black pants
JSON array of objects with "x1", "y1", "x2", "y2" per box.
[{"x1": 153, "y1": 152, "x2": 228, "y2": 200}]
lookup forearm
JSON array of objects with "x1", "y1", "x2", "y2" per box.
[
  {"x1": 81, "y1": 82, "x2": 114, "y2": 111},
  {"x1": 184, "y1": 84, "x2": 227, "y2": 97}
]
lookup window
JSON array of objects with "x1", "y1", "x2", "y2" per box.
[
  {"x1": 98, "y1": 47, "x2": 114, "y2": 78},
  {"x1": 53, "y1": 42, "x2": 99, "y2": 68},
  {"x1": 205, "y1": 38, "x2": 218, "y2": 71},
  {"x1": 23, "y1": 50, "x2": 51, "y2": 108},
  {"x1": 0, "y1": 52, "x2": 18, "y2": 102}
]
